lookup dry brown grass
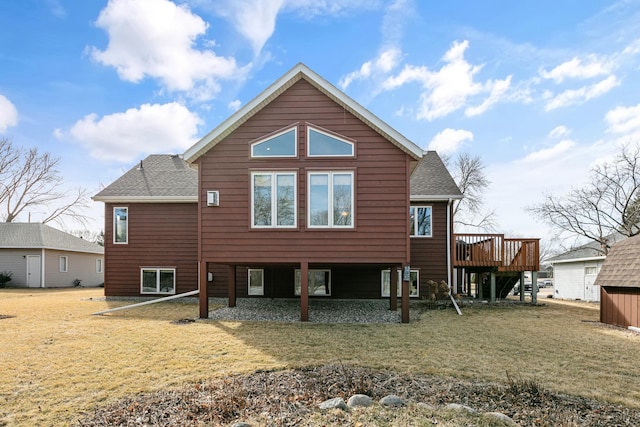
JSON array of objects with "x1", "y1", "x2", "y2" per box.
[{"x1": 0, "y1": 288, "x2": 639, "y2": 426}]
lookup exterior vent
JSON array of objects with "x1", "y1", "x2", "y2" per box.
[{"x1": 207, "y1": 191, "x2": 219, "y2": 207}]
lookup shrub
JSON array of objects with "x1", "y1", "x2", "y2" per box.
[{"x1": 0, "y1": 271, "x2": 12, "y2": 288}]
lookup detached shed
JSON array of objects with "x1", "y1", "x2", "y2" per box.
[{"x1": 595, "y1": 234, "x2": 640, "y2": 328}]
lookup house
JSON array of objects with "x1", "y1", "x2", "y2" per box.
[
  {"x1": 548, "y1": 234, "x2": 625, "y2": 302},
  {"x1": 0, "y1": 223, "x2": 104, "y2": 288},
  {"x1": 94, "y1": 63, "x2": 538, "y2": 322},
  {"x1": 595, "y1": 234, "x2": 640, "y2": 328}
]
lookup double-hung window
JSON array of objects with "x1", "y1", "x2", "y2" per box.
[
  {"x1": 251, "y1": 172, "x2": 297, "y2": 228},
  {"x1": 308, "y1": 171, "x2": 354, "y2": 228},
  {"x1": 114, "y1": 207, "x2": 128, "y2": 244},
  {"x1": 410, "y1": 206, "x2": 432, "y2": 237}
]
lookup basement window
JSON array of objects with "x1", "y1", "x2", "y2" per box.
[
  {"x1": 294, "y1": 269, "x2": 331, "y2": 296},
  {"x1": 381, "y1": 269, "x2": 419, "y2": 298},
  {"x1": 248, "y1": 269, "x2": 264, "y2": 296},
  {"x1": 141, "y1": 268, "x2": 176, "y2": 294}
]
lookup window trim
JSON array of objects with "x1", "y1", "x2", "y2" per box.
[
  {"x1": 96, "y1": 258, "x2": 103, "y2": 274},
  {"x1": 250, "y1": 171, "x2": 298, "y2": 229},
  {"x1": 248, "y1": 268, "x2": 265, "y2": 296},
  {"x1": 113, "y1": 206, "x2": 128, "y2": 244},
  {"x1": 381, "y1": 269, "x2": 420, "y2": 298},
  {"x1": 59, "y1": 256, "x2": 68, "y2": 273},
  {"x1": 410, "y1": 205, "x2": 433, "y2": 238},
  {"x1": 307, "y1": 171, "x2": 355, "y2": 229},
  {"x1": 140, "y1": 267, "x2": 176, "y2": 295},
  {"x1": 294, "y1": 268, "x2": 332, "y2": 297},
  {"x1": 307, "y1": 125, "x2": 355, "y2": 158},
  {"x1": 250, "y1": 126, "x2": 298, "y2": 158}
]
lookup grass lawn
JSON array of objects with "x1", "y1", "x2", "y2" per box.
[{"x1": 0, "y1": 288, "x2": 639, "y2": 426}]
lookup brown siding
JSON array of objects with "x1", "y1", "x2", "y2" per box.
[
  {"x1": 601, "y1": 286, "x2": 640, "y2": 328},
  {"x1": 104, "y1": 203, "x2": 198, "y2": 297},
  {"x1": 410, "y1": 202, "x2": 449, "y2": 295},
  {"x1": 199, "y1": 79, "x2": 410, "y2": 266}
]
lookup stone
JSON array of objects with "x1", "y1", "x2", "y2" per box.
[
  {"x1": 318, "y1": 397, "x2": 347, "y2": 411},
  {"x1": 485, "y1": 411, "x2": 517, "y2": 425},
  {"x1": 446, "y1": 403, "x2": 477, "y2": 414},
  {"x1": 347, "y1": 394, "x2": 372, "y2": 408},
  {"x1": 380, "y1": 395, "x2": 405, "y2": 407},
  {"x1": 231, "y1": 423, "x2": 252, "y2": 427}
]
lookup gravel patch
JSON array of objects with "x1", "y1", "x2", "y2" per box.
[{"x1": 206, "y1": 298, "x2": 420, "y2": 323}]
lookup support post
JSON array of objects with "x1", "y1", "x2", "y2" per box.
[
  {"x1": 401, "y1": 267, "x2": 410, "y2": 323},
  {"x1": 300, "y1": 260, "x2": 309, "y2": 321},
  {"x1": 519, "y1": 271, "x2": 525, "y2": 302},
  {"x1": 389, "y1": 266, "x2": 398, "y2": 311},
  {"x1": 228, "y1": 264, "x2": 236, "y2": 308},
  {"x1": 199, "y1": 261, "x2": 208, "y2": 319},
  {"x1": 478, "y1": 273, "x2": 484, "y2": 299},
  {"x1": 532, "y1": 270, "x2": 538, "y2": 304},
  {"x1": 490, "y1": 272, "x2": 496, "y2": 303}
]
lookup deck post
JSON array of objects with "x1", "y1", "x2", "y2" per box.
[
  {"x1": 401, "y1": 267, "x2": 410, "y2": 323},
  {"x1": 389, "y1": 266, "x2": 398, "y2": 311},
  {"x1": 490, "y1": 271, "x2": 496, "y2": 303},
  {"x1": 519, "y1": 271, "x2": 525, "y2": 302},
  {"x1": 199, "y1": 261, "x2": 208, "y2": 319},
  {"x1": 300, "y1": 260, "x2": 309, "y2": 321},
  {"x1": 531, "y1": 271, "x2": 538, "y2": 304},
  {"x1": 228, "y1": 264, "x2": 236, "y2": 308},
  {"x1": 478, "y1": 273, "x2": 484, "y2": 299}
]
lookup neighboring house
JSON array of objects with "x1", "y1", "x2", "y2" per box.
[
  {"x1": 595, "y1": 234, "x2": 640, "y2": 328},
  {"x1": 0, "y1": 223, "x2": 104, "y2": 288},
  {"x1": 94, "y1": 63, "x2": 537, "y2": 321},
  {"x1": 548, "y1": 234, "x2": 625, "y2": 302}
]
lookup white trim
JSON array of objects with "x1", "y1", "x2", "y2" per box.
[
  {"x1": 183, "y1": 63, "x2": 423, "y2": 163},
  {"x1": 113, "y1": 206, "x2": 129, "y2": 245},
  {"x1": 93, "y1": 196, "x2": 197, "y2": 203},
  {"x1": 59, "y1": 256, "x2": 68, "y2": 273},
  {"x1": 250, "y1": 126, "x2": 298, "y2": 158},
  {"x1": 411, "y1": 194, "x2": 464, "y2": 201},
  {"x1": 381, "y1": 269, "x2": 420, "y2": 298},
  {"x1": 248, "y1": 268, "x2": 265, "y2": 295},
  {"x1": 250, "y1": 171, "x2": 297, "y2": 228},
  {"x1": 550, "y1": 256, "x2": 606, "y2": 265},
  {"x1": 96, "y1": 258, "x2": 103, "y2": 274},
  {"x1": 140, "y1": 267, "x2": 176, "y2": 295},
  {"x1": 410, "y1": 205, "x2": 433, "y2": 238},
  {"x1": 307, "y1": 171, "x2": 355, "y2": 228},
  {"x1": 307, "y1": 126, "x2": 354, "y2": 157}
]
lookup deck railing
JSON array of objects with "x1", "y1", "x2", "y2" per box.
[{"x1": 454, "y1": 234, "x2": 540, "y2": 272}]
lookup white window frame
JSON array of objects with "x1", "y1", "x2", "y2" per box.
[
  {"x1": 294, "y1": 269, "x2": 331, "y2": 296},
  {"x1": 410, "y1": 205, "x2": 433, "y2": 238},
  {"x1": 381, "y1": 269, "x2": 420, "y2": 298},
  {"x1": 248, "y1": 268, "x2": 265, "y2": 296},
  {"x1": 307, "y1": 126, "x2": 355, "y2": 157},
  {"x1": 140, "y1": 268, "x2": 176, "y2": 295},
  {"x1": 307, "y1": 171, "x2": 354, "y2": 229},
  {"x1": 251, "y1": 127, "x2": 298, "y2": 158},
  {"x1": 96, "y1": 258, "x2": 103, "y2": 274},
  {"x1": 251, "y1": 171, "x2": 297, "y2": 228},
  {"x1": 113, "y1": 206, "x2": 128, "y2": 244},
  {"x1": 59, "y1": 256, "x2": 68, "y2": 273}
]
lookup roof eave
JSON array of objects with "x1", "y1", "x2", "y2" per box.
[
  {"x1": 92, "y1": 196, "x2": 198, "y2": 203},
  {"x1": 0, "y1": 245, "x2": 104, "y2": 255},
  {"x1": 411, "y1": 194, "x2": 464, "y2": 201},
  {"x1": 550, "y1": 256, "x2": 606, "y2": 265}
]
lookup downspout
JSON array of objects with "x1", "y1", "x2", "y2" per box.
[
  {"x1": 447, "y1": 198, "x2": 462, "y2": 315},
  {"x1": 41, "y1": 248, "x2": 45, "y2": 288}
]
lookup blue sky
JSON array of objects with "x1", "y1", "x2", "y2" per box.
[{"x1": 1, "y1": 0, "x2": 640, "y2": 250}]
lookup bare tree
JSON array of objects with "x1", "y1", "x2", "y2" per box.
[
  {"x1": 445, "y1": 152, "x2": 497, "y2": 232},
  {"x1": 529, "y1": 143, "x2": 640, "y2": 255},
  {"x1": 0, "y1": 138, "x2": 89, "y2": 226}
]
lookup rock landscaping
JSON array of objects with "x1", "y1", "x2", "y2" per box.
[{"x1": 74, "y1": 364, "x2": 640, "y2": 426}]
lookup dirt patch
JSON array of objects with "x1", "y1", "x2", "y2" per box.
[{"x1": 74, "y1": 364, "x2": 640, "y2": 426}]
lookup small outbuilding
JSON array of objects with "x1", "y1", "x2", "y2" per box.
[
  {"x1": 595, "y1": 234, "x2": 640, "y2": 328},
  {"x1": 0, "y1": 223, "x2": 104, "y2": 288}
]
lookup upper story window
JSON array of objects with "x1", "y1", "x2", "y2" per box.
[
  {"x1": 251, "y1": 127, "x2": 297, "y2": 158},
  {"x1": 410, "y1": 206, "x2": 432, "y2": 237},
  {"x1": 114, "y1": 207, "x2": 128, "y2": 244},
  {"x1": 308, "y1": 171, "x2": 354, "y2": 228},
  {"x1": 251, "y1": 172, "x2": 297, "y2": 228},
  {"x1": 307, "y1": 126, "x2": 354, "y2": 157}
]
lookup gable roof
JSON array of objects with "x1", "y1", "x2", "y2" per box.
[
  {"x1": 93, "y1": 155, "x2": 197, "y2": 203},
  {"x1": 410, "y1": 151, "x2": 462, "y2": 201},
  {"x1": 0, "y1": 223, "x2": 104, "y2": 254},
  {"x1": 183, "y1": 63, "x2": 424, "y2": 163},
  {"x1": 594, "y1": 234, "x2": 640, "y2": 288},
  {"x1": 548, "y1": 233, "x2": 626, "y2": 264}
]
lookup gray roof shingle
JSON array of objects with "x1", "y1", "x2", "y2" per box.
[
  {"x1": 93, "y1": 155, "x2": 198, "y2": 202},
  {"x1": 594, "y1": 234, "x2": 640, "y2": 288},
  {"x1": 548, "y1": 233, "x2": 626, "y2": 263},
  {"x1": 410, "y1": 151, "x2": 462, "y2": 200},
  {"x1": 0, "y1": 223, "x2": 104, "y2": 254}
]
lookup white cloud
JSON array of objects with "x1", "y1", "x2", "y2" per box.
[
  {"x1": 59, "y1": 103, "x2": 202, "y2": 163},
  {"x1": 339, "y1": 48, "x2": 401, "y2": 89},
  {"x1": 0, "y1": 94, "x2": 18, "y2": 133},
  {"x1": 228, "y1": 99, "x2": 242, "y2": 111},
  {"x1": 544, "y1": 75, "x2": 620, "y2": 111},
  {"x1": 215, "y1": 0, "x2": 284, "y2": 54},
  {"x1": 90, "y1": 0, "x2": 245, "y2": 101},
  {"x1": 520, "y1": 140, "x2": 576, "y2": 163},
  {"x1": 605, "y1": 103, "x2": 640, "y2": 134},
  {"x1": 540, "y1": 55, "x2": 613, "y2": 83},
  {"x1": 465, "y1": 76, "x2": 512, "y2": 117},
  {"x1": 548, "y1": 125, "x2": 571, "y2": 139},
  {"x1": 427, "y1": 128, "x2": 473, "y2": 154}
]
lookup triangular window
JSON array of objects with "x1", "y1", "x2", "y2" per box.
[
  {"x1": 251, "y1": 127, "x2": 297, "y2": 157},
  {"x1": 307, "y1": 126, "x2": 354, "y2": 157}
]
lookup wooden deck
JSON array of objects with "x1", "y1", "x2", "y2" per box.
[{"x1": 453, "y1": 234, "x2": 540, "y2": 272}]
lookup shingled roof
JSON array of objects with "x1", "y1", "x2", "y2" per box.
[
  {"x1": 548, "y1": 233, "x2": 626, "y2": 264},
  {"x1": 410, "y1": 151, "x2": 463, "y2": 201},
  {"x1": 93, "y1": 155, "x2": 197, "y2": 202},
  {"x1": 595, "y1": 234, "x2": 640, "y2": 288},
  {"x1": 0, "y1": 223, "x2": 103, "y2": 254}
]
